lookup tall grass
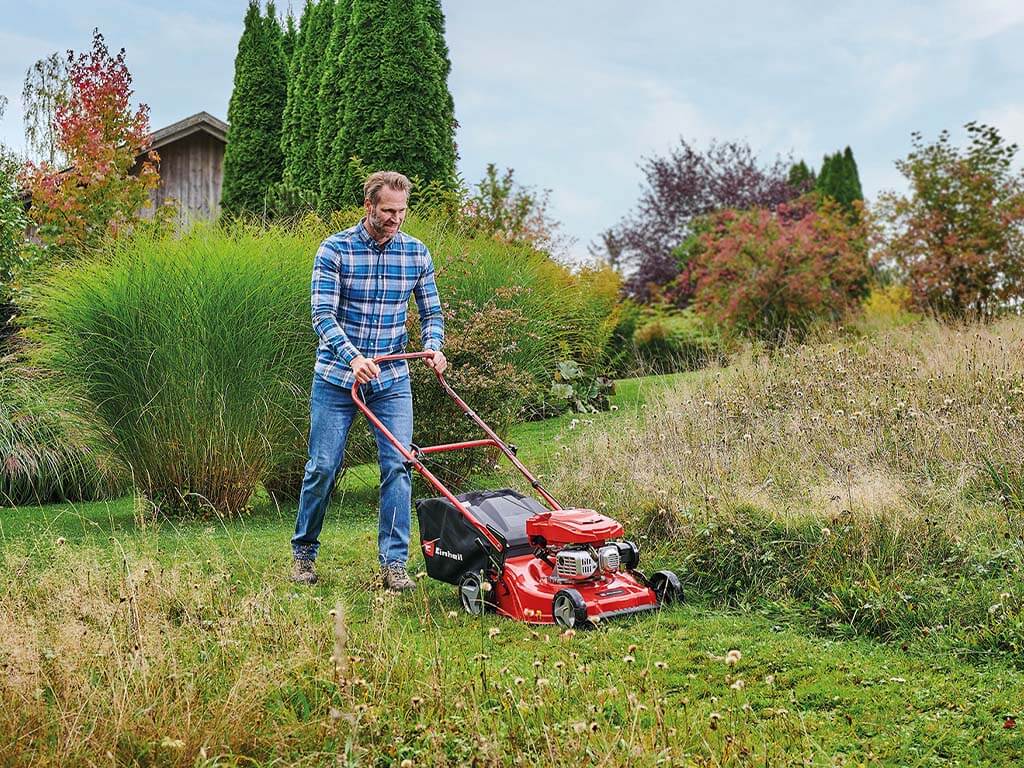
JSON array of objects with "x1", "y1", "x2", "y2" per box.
[
  {"x1": 1, "y1": 360, "x2": 126, "y2": 506},
  {"x1": 546, "y1": 318, "x2": 1024, "y2": 648},
  {"x1": 27, "y1": 223, "x2": 315, "y2": 514}
]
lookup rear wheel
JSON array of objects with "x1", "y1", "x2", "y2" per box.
[
  {"x1": 649, "y1": 570, "x2": 683, "y2": 607},
  {"x1": 458, "y1": 571, "x2": 494, "y2": 615},
  {"x1": 552, "y1": 589, "x2": 590, "y2": 629}
]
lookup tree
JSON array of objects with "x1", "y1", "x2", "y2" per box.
[
  {"x1": 221, "y1": 1, "x2": 288, "y2": 218},
  {"x1": 316, "y1": 0, "x2": 352, "y2": 211},
  {"x1": 21, "y1": 53, "x2": 70, "y2": 166},
  {"x1": 597, "y1": 138, "x2": 799, "y2": 304},
  {"x1": 816, "y1": 147, "x2": 863, "y2": 211},
  {"x1": 327, "y1": 0, "x2": 456, "y2": 207},
  {"x1": 282, "y1": 9, "x2": 298, "y2": 64},
  {"x1": 0, "y1": 99, "x2": 27, "y2": 345},
  {"x1": 465, "y1": 164, "x2": 569, "y2": 257},
  {"x1": 281, "y1": 0, "x2": 334, "y2": 193},
  {"x1": 787, "y1": 160, "x2": 816, "y2": 192},
  {"x1": 691, "y1": 197, "x2": 869, "y2": 342},
  {"x1": 876, "y1": 123, "x2": 1024, "y2": 317},
  {"x1": 21, "y1": 29, "x2": 163, "y2": 259}
]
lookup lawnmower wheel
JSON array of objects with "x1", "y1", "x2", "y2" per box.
[
  {"x1": 458, "y1": 571, "x2": 494, "y2": 616},
  {"x1": 649, "y1": 570, "x2": 683, "y2": 607},
  {"x1": 552, "y1": 589, "x2": 590, "y2": 629}
]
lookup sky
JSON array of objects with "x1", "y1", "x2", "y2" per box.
[{"x1": 2, "y1": 0, "x2": 1023, "y2": 263}]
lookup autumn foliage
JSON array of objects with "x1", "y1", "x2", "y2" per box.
[
  {"x1": 691, "y1": 197, "x2": 869, "y2": 342},
  {"x1": 22, "y1": 30, "x2": 162, "y2": 258},
  {"x1": 876, "y1": 123, "x2": 1024, "y2": 317}
]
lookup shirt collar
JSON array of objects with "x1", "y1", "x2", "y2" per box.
[{"x1": 356, "y1": 218, "x2": 395, "y2": 249}]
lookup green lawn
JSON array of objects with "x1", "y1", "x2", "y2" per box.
[{"x1": 2, "y1": 371, "x2": 1023, "y2": 766}]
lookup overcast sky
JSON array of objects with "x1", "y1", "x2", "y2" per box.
[{"x1": 2, "y1": 1, "x2": 1023, "y2": 261}]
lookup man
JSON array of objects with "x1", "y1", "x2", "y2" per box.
[{"x1": 291, "y1": 170, "x2": 446, "y2": 591}]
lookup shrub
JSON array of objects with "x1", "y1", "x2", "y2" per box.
[
  {"x1": 1, "y1": 361, "x2": 126, "y2": 506},
  {"x1": 632, "y1": 308, "x2": 721, "y2": 374},
  {"x1": 29, "y1": 212, "x2": 618, "y2": 512},
  {"x1": 692, "y1": 197, "x2": 869, "y2": 343},
  {"x1": 28, "y1": 223, "x2": 315, "y2": 515}
]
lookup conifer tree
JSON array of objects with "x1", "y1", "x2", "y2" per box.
[
  {"x1": 330, "y1": 0, "x2": 389, "y2": 206},
  {"x1": 282, "y1": 10, "x2": 298, "y2": 65},
  {"x1": 221, "y1": 1, "x2": 289, "y2": 218},
  {"x1": 279, "y1": 0, "x2": 310, "y2": 179},
  {"x1": 815, "y1": 147, "x2": 863, "y2": 211},
  {"x1": 317, "y1": 0, "x2": 352, "y2": 211},
  {"x1": 787, "y1": 160, "x2": 815, "y2": 191},
  {"x1": 281, "y1": 0, "x2": 334, "y2": 193}
]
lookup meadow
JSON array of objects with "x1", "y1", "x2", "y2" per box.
[{"x1": 2, "y1": 319, "x2": 1024, "y2": 766}]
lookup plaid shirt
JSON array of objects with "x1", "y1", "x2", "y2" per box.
[{"x1": 312, "y1": 219, "x2": 444, "y2": 392}]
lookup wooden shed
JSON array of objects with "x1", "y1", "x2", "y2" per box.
[{"x1": 134, "y1": 111, "x2": 228, "y2": 228}]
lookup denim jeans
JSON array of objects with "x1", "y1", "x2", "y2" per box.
[{"x1": 291, "y1": 374, "x2": 413, "y2": 567}]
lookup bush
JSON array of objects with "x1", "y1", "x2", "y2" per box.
[
  {"x1": 28, "y1": 223, "x2": 315, "y2": 515},
  {"x1": 29, "y1": 213, "x2": 618, "y2": 512},
  {"x1": 692, "y1": 197, "x2": 869, "y2": 343},
  {"x1": 632, "y1": 308, "x2": 722, "y2": 374},
  {"x1": 1, "y1": 361, "x2": 126, "y2": 506}
]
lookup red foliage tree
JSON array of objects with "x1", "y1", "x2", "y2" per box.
[
  {"x1": 22, "y1": 29, "x2": 165, "y2": 258},
  {"x1": 875, "y1": 123, "x2": 1024, "y2": 317},
  {"x1": 691, "y1": 197, "x2": 869, "y2": 342}
]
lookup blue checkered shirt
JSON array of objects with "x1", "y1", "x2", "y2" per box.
[{"x1": 312, "y1": 219, "x2": 444, "y2": 393}]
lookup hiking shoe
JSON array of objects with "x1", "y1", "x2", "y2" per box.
[
  {"x1": 291, "y1": 557, "x2": 318, "y2": 585},
  {"x1": 381, "y1": 563, "x2": 415, "y2": 592}
]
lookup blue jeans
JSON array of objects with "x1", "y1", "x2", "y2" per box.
[{"x1": 291, "y1": 374, "x2": 413, "y2": 567}]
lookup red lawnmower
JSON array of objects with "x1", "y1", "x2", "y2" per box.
[{"x1": 352, "y1": 352, "x2": 682, "y2": 628}]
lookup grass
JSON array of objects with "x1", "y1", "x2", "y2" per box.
[{"x1": 4, "y1": 326, "x2": 1024, "y2": 765}]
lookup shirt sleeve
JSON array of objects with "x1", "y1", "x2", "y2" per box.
[
  {"x1": 311, "y1": 240, "x2": 361, "y2": 363},
  {"x1": 413, "y1": 247, "x2": 445, "y2": 352}
]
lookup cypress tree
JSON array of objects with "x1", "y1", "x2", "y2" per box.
[
  {"x1": 331, "y1": 0, "x2": 389, "y2": 207},
  {"x1": 282, "y1": 9, "x2": 298, "y2": 65},
  {"x1": 317, "y1": 0, "x2": 352, "y2": 211},
  {"x1": 815, "y1": 147, "x2": 863, "y2": 212},
  {"x1": 841, "y1": 146, "x2": 864, "y2": 204},
  {"x1": 787, "y1": 160, "x2": 815, "y2": 191},
  {"x1": 221, "y1": 1, "x2": 289, "y2": 218},
  {"x1": 279, "y1": 0, "x2": 310, "y2": 182},
  {"x1": 281, "y1": 0, "x2": 334, "y2": 192},
  {"x1": 421, "y1": 0, "x2": 458, "y2": 179}
]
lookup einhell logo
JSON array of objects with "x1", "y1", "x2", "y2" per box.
[
  {"x1": 422, "y1": 539, "x2": 463, "y2": 561},
  {"x1": 423, "y1": 539, "x2": 437, "y2": 558},
  {"x1": 437, "y1": 547, "x2": 463, "y2": 562}
]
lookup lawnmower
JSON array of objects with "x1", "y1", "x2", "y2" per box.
[{"x1": 352, "y1": 352, "x2": 682, "y2": 628}]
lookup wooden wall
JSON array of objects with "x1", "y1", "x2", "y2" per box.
[{"x1": 139, "y1": 132, "x2": 224, "y2": 228}]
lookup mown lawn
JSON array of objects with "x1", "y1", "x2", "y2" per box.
[{"x1": 2, "y1": 371, "x2": 1023, "y2": 766}]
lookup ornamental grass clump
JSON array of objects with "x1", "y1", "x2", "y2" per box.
[
  {"x1": 0, "y1": 360, "x2": 126, "y2": 506},
  {"x1": 28, "y1": 223, "x2": 316, "y2": 515}
]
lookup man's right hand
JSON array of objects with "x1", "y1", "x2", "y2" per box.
[{"x1": 351, "y1": 355, "x2": 381, "y2": 385}]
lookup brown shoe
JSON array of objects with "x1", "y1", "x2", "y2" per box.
[
  {"x1": 381, "y1": 563, "x2": 415, "y2": 592},
  {"x1": 291, "y1": 557, "x2": 318, "y2": 585}
]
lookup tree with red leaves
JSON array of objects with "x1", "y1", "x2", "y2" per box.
[
  {"x1": 876, "y1": 123, "x2": 1024, "y2": 317},
  {"x1": 691, "y1": 197, "x2": 869, "y2": 342},
  {"x1": 22, "y1": 29, "x2": 165, "y2": 259},
  {"x1": 594, "y1": 138, "x2": 799, "y2": 304}
]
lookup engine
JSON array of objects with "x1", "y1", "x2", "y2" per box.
[{"x1": 553, "y1": 542, "x2": 637, "y2": 582}]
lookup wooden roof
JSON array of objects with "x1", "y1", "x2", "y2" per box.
[{"x1": 146, "y1": 111, "x2": 228, "y2": 153}]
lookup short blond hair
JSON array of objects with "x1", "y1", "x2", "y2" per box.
[{"x1": 364, "y1": 171, "x2": 412, "y2": 204}]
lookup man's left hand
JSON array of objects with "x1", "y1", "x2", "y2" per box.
[{"x1": 425, "y1": 349, "x2": 447, "y2": 374}]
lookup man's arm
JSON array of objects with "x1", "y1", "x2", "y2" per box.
[
  {"x1": 413, "y1": 248, "x2": 446, "y2": 372},
  {"x1": 311, "y1": 241, "x2": 360, "y2": 363}
]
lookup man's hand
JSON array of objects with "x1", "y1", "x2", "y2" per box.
[
  {"x1": 351, "y1": 355, "x2": 381, "y2": 385},
  {"x1": 424, "y1": 349, "x2": 447, "y2": 375}
]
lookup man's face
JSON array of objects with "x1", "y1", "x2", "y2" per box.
[{"x1": 365, "y1": 187, "x2": 408, "y2": 241}]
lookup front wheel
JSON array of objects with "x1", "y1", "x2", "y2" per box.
[
  {"x1": 649, "y1": 570, "x2": 683, "y2": 607},
  {"x1": 552, "y1": 589, "x2": 590, "y2": 629}
]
